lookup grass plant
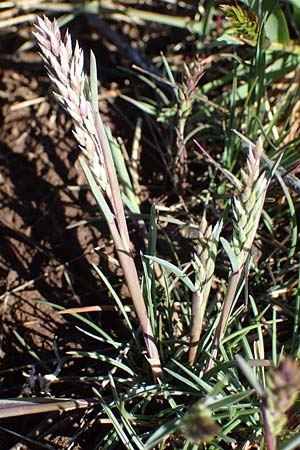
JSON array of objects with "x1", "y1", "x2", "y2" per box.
[
  {"x1": 0, "y1": 1, "x2": 300, "y2": 449},
  {"x1": 34, "y1": 15, "x2": 162, "y2": 378}
]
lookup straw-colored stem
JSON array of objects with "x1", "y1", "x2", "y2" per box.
[
  {"x1": 91, "y1": 78, "x2": 162, "y2": 378},
  {"x1": 107, "y1": 219, "x2": 162, "y2": 377},
  {"x1": 213, "y1": 269, "x2": 241, "y2": 345},
  {"x1": 189, "y1": 290, "x2": 204, "y2": 365},
  {"x1": 261, "y1": 403, "x2": 277, "y2": 450},
  {"x1": 206, "y1": 270, "x2": 241, "y2": 371},
  {"x1": 93, "y1": 111, "x2": 130, "y2": 248}
]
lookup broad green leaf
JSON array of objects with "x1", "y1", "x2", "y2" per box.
[
  {"x1": 214, "y1": 34, "x2": 250, "y2": 47},
  {"x1": 264, "y1": 4, "x2": 290, "y2": 44}
]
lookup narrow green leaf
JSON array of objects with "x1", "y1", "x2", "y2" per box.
[
  {"x1": 34, "y1": 300, "x2": 118, "y2": 347},
  {"x1": 107, "y1": 127, "x2": 140, "y2": 214},
  {"x1": 161, "y1": 53, "x2": 177, "y2": 94},
  {"x1": 148, "y1": 204, "x2": 158, "y2": 257},
  {"x1": 125, "y1": 8, "x2": 201, "y2": 31},
  {"x1": 144, "y1": 255, "x2": 196, "y2": 292},
  {"x1": 170, "y1": 360, "x2": 214, "y2": 393},
  {"x1": 207, "y1": 391, "x2": 254, "y2": 411},
  {"x1": 95, "y1": 390, "x2": 136, "y2": 450},
  {"x1": 121, "y1": 95, "x2": 157, "y2": 116},
  {"x1": 274, "y1": 172, "x2": 297, "y2": 259},
  {"x1": 92, "y1": 264, "x2": 135, "y2": 335},
  {"x1": 144, "y1": 417, "x2": 181, "y2": 449},
  {"x1": 235, "y1": 355, "x2": 265, "y2": 397},
  {"x1": 12, "y1": 330, "x2": 40, "y2": 362},
  {"x1": 75, "y1": 326, "x2": 122, "y2": 347},
  {"x1": 279, "y1": 434, "x2": 300, "y2": 450},
  {"x1": 67, "y1": 351, "x2": 135, "y2": 376},
  {"x1": 164, "y1": 367, "x2": 202, "y2": 392}
]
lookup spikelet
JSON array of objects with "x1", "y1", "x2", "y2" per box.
[
  {"x1": 34, "y1": 16, "x2": 109, "y2": 194},
  {"x1": 266, "y1": 357, "x2": 300, "y2": 435},
  {"x1": 221, "y1": 4, "x2": 260, "y2": 44},
  {"x1": 181, "y1": 401, "x2": 220, "y2": 445},
  {"x1": 189, "y1": 217, "x2": 222, "y2": 365},
  {"x1": 232, "y1": 136, "x2": 267, "y2": 270}
]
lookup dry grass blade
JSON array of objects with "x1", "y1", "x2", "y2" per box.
[{"x1": 0, "y1": 398, "x2": 99, "y2": 418}]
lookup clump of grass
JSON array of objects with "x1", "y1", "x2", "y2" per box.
[{"x1": 6, "y1": 9, "x2": 297, "y2": 449}]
